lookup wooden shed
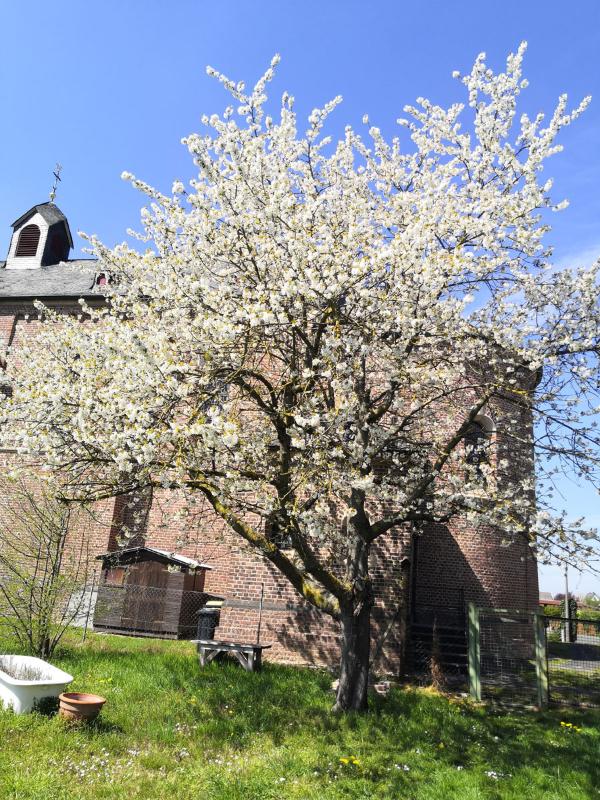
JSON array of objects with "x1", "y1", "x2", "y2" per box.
[{"x1": 93, "y1": 546, "x2": 214, "y2": 639}]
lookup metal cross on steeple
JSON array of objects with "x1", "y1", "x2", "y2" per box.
[{"x1": 49, "y1": 163, "x2": 62, "y2": 203}]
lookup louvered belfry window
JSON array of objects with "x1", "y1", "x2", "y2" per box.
[{"x1": 15, "y1": 224, "x2": 41, "y2": 257}]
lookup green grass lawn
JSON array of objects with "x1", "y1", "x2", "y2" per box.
[{"x1": 0, "y1": 630, "x2": 599, "y2": 799}]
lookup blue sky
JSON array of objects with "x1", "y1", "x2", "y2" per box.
[{"x1": 1, "y1": 1, "x2": 599, "y2": 595}]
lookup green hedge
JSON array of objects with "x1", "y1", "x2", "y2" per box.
[
  {"x1": 543, "y1": 604, "x2": 600, "y2": 622},
  {"x1": 542, "y1": 604, "x2": 561, "y2": 618},
  {"x1": 578, "y1": 608, "x2": 600, "y2": 622}
]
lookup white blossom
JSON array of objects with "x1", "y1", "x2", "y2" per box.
[{"x1": 2, "y1": 44, "x2": 600, "y2": 630}]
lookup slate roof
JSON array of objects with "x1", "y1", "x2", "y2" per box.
[
  {"x1": 0, "y1": 259, "x2": 101, "y2": 299},
  {"x1": 96, "y1": 546, "x2": 212, "y2": 571},
  {"x1": 11, "y1": 203, "x2": 74, "y2": 248}
]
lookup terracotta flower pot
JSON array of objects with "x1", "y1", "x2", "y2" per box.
[{"x1": 59, "y1": 692, "x2": 106, "y2": 722}]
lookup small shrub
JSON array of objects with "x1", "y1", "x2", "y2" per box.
[
  {"x1": 429, "y1": 619, "x2": 447, "y2": 692},
  {"x1": 0, "y1": 474, "x2": 96, "y2": 659}
]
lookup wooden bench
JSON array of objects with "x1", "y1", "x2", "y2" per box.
[{"x1": 191, "y1": 639, "x2": 272, "y2": 672}]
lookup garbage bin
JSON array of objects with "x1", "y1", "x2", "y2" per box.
[{"x1": 196, "y1": 607, "x2": 220, "y2": 640}]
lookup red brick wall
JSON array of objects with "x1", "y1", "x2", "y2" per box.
[{"x1": 0, "y1": 303, "x2": 540, "y2": 674}]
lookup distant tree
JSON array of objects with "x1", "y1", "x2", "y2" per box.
[
  {"x1": 3, "y1": 44, "x2": 600, "y2": 710},
  {"x1": 581, "y1": 592, "x2": 600, "y2": 610}
]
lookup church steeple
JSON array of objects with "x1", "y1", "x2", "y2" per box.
[{"x1": 5, "y1": 203, "x2": 73, "y2": 270}]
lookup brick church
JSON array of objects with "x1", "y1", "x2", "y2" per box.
[{"x1": 0, "y1": 202, "x2": 540, "y2": 674}]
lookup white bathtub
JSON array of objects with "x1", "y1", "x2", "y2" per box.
[{"x1": 0, "y1": 655, "x2": 73, "y2": 714}]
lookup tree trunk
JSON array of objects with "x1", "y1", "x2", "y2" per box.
[
  {"x1": 333, "y1": 600, "x2": 373, "y2": 712},
  {"x1": 39, "y1": 635, "x2": 52, "y2": 660}
]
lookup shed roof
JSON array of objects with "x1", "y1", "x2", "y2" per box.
[{"x1": 96, "y1": 545, "x2": 212, "y2": 572}]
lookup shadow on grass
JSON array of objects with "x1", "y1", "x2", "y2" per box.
[
  {"x1": 32, "y1": 696, "x2": 60, "y2": 717},
  {"x1": 376, "y1": 687, "x2": 600, "y2": 784},
  {"x1": 4, "y1": 630, "x2": 598, "y2": 792}
]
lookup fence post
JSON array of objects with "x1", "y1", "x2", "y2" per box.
[
  {"x1": 468, "y1": 602, "x2": 481, "y2": 702},
  {"x1": 82, "y1": 568, "x2": 98, "y2": 643},
  {"x1": 534, "y1": 612, "x2": 549, "y2": 709}
]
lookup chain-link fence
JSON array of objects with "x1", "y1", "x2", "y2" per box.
[
  {"x1": 475, "y1": 608, "x2": 540, "y2": 705},
  {"x1": 468, "y1": 605, "x2": 600, "y2": 708},
  {"x1": 545, "y1": 616, "x2": 600, "y2": 707},
  {"x1": 92, "y1": 583, "x2": 215, "y2": 639}
]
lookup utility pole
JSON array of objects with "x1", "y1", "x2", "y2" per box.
[{"x1": 563, "y1": 562, "x2": 571, "y2": 643}]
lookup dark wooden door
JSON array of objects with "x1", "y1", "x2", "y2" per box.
[{"x1": 122, "y1": 561, "x2": 169, "y2": 632}]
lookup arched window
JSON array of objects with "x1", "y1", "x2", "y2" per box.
[
  {"x1": 15, "y1": 224, "x2": 41, "y2": 257},
  {"x1": 464, "y1": 418, "x2": 493, "y2": 481}
]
